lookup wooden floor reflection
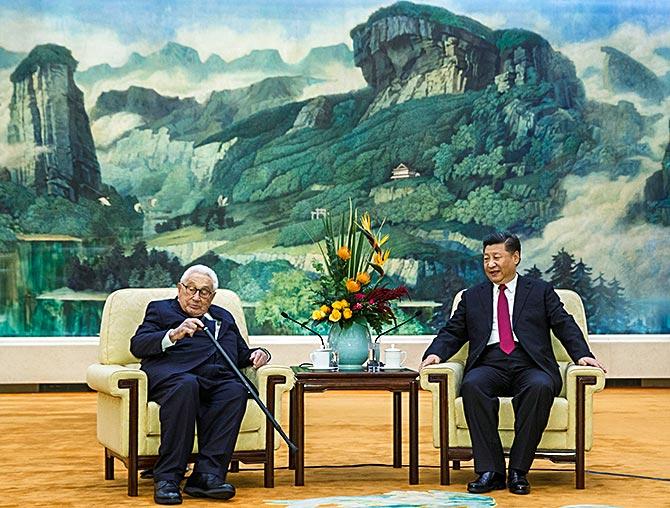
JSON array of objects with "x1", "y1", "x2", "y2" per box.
[{"x1": 1, "y1": 387, "x2": 668, "y2": 507}]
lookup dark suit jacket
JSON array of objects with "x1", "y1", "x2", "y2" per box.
[
  {"x1": 130, "y1": 298, "x2": 256, "y2": 390},
  {"x1": 423, "y1": 275, "x2": 594, "y2": 394}
]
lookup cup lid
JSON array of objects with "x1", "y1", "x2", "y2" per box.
[{"x1": 385, "y1": 343, "x2": 401, "y2": 351}]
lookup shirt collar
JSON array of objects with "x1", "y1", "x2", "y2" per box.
[{"x1": 495, "y1": 272, "x2": 518, "y2": 292}]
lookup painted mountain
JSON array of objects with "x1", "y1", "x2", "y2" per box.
[{"x1": 1, "y1": 1, "x2": 668, "y2": 336}]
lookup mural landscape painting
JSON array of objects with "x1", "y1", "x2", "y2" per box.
[{"x1": 0, "y1": 1, "x2": 668, "y2": 337}]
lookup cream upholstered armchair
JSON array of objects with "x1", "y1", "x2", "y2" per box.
[
  {"x1": 86, "y1": 288, "x2": 295, "y2": 496},
  {"x1": 420, "y1": 289, "x2": 605, "y2": 489}
]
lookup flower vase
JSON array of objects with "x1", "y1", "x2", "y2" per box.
[{"x1": 328, "y1": 321, "x2": 371, "y2": 370}]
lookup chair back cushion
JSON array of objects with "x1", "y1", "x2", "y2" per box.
[
  {"x1": 448, "y1": 287, "x2": 590, "y2": 364},
  {"x1": 98, "y1": 287, "x2": 248, "y2": 365}
]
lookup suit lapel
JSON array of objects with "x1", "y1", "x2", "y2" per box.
[{"x1": 512, "y1": 275, "x2": 532, "y2": 327}]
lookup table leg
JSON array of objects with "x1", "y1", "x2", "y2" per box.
[
  {"x1": 295, "y1": 381, "x2": 305, "y2": 486},
  {"x1": 288, "y1": 385, "x2": 296, "y2": 470},
  {"x1": 393, "y1": 391, "x2": 402, "y2": 468},
  {"x1": 409, "y1": 379, "x2": 419, "y2": 484}
]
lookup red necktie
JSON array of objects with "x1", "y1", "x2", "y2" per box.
[{"x1": 498, "y1": 284, "x2": 515, "y2": 354}]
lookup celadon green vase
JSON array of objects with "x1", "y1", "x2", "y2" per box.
[{"x1": 328, "y1": 321, "x2": 371, "y2": 370}]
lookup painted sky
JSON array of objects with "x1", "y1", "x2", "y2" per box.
[{"x1": 1, "y1": 0, "x2": 668, "y2": 69}]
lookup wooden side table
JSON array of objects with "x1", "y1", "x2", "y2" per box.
[{"x1": 288, "y1": 366, "x2": 420, "y2": 485}]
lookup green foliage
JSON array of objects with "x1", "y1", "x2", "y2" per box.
[
  {"x1": 15, "y1": 190, "x2": 141, "y2": 241},
  {"x1": 288, "y1": 182, "x2": 367, "y2": 222},
  {"x1": 433, "y1": 123, "x2": 477, "y2": 184},
  {"x1": 19, "y1": 197, "x2": 95, "y2": 236},
  {"x1": 524, "y1": 265, "x2": 543, "y2": 279},
  {"x1": 375, "y1": 182, "x2": 456, "y2": 225},
  {"x1": 443, "y1": 186, "x2": 525, "y2": 229},
  {"x1": 493, "y1": 29, "x2": 547, "y2": 52},
  {"x1": 67, "y1": 241, "x2": 183, "y2": 292},
  {"x1": 542, "y1": 249, "x2": 632, "y2": 333},
  {"x1": 0, "y1": 181, "x2": 35, "y2": 218},
  {"x1": 546, "y1": 248, "x2": 576, "y2": 288},
  {"x1": 11, "y1": 44, "x2": 78, "y2": 82},
  {"x1": 390, "y1": 308, "x2": 431, "y2": 334},
  {"x1": 275, "y1": 220, "x2": 325, "y2": 248},
  {"x1": 450, "y1": 147, "x2": 506, "y2": 181},
  {"x1": 0, "y1": 225, "x2": 17, "y2": 252},
  {"x1": 226, "y1": 259, "x2": 294, "y2": 302},
  {"x1": 201, "y1": 101, "x2": 305, "y2": 146},
  {"x1": 255, "y1": 270, "x2": 316, "y2": 334}
]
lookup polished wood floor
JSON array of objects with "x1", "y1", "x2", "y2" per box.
[{"x1": 1, "y1": 387, "x2": 669, "y2": 507}]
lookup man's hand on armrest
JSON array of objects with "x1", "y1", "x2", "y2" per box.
[
  {"x1": 249, "y1": 349, "x2": 270, "y2": 369},
  {"x1": 577, "y1": 356, "x2": 607, "y2": 373},
  {"x1": 419, "y1": 354, "x2": 442, "y2": 371}
]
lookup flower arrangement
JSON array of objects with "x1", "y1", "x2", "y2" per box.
[{"x1": 309, "y1": 203, "x2": 409, "y2": 334}]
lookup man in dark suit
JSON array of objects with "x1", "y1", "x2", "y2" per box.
[
  {"x1": 420, "y1": 232, "x2": 605, "y2": 495},
  {"x1": 130, "y1": 264, "x2": 270, "y2": 505}
]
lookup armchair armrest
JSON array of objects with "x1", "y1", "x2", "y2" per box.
[
  {"x1": 254, "y1": 365, "x2": 296, "y2": 398},
  {"x1": 86, "y1": 363, "x2": 148, "y2": 398},
  {"x1": 565, "y1": 364, "x2": 606, "y2": 400},
  {"x1": 419, "y1": 362, "x2": 464, "y2": 402}
]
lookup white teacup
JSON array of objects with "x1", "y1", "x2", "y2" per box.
[
  {"x1": 310, "y1": 348, "x2": 336, "y2": 369},
  {"x1": 384, "y1": 344, "x2": 407, "y2": 369}
]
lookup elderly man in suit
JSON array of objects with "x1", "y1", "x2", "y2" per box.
[
  {"x1": 420, "y1": 232, "x2": 605, "y2": 495},
  {"x1": 130, "y1": 264, "x2": 270, "y2": 505}
]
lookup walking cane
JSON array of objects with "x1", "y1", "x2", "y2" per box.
[{"x1": 201, "y1": 320, "x2": 298, "y2": 454}]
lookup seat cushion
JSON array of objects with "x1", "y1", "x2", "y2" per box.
[
  {"x1": 455, "y1": 396, "x2": 568, "y2": 431},
  {"x1": 147, "y1": 400, "x2": 262, "y2": 436}
]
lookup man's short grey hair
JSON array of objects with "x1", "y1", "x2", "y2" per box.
[{"x1": 180, "y1": 264, "x2": 219, "y2": 290}]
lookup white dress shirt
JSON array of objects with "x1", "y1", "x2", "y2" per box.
[{"x1": 487, "y1": 273, "x2": 519, "y2": 346}]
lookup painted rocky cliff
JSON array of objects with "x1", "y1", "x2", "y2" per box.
[
  {"x1": 351, "y1": 2, "x2": 584, "y2": 117},
  {"x1": 7, "y1": 44, "x2": 101, "y2": 201}
]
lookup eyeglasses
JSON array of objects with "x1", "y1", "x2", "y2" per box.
[{"x1": 180, "y1": 283, "x2": 214, "y2": 299}]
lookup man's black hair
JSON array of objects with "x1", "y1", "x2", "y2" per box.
[{"x1": 482, "y1": 231, "x2": 521, "y2": 255}]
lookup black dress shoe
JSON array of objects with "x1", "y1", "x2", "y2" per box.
[
  {"x1": 508, "y1": 469, "x2": 531, "y2": 495},
  {"x1": 467, "y1": 471, "x2": 506, "y2": 493},
  {"x1": 184, "y1": 472, "x2": 236, "y2": 500},
  {"x1": 154, "y1": 480, "x2": 182, "y2": 505}
]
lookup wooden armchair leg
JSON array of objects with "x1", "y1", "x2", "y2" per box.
[
  {"x1": 104, "y1": 448, "x2": 114, "y2": 480},
  {"x1": 128, "y1": 454, "x2": 139, "y2": 497},
  {"x1": 118, "y1": 378, "x2": 140, "y2": 497},
  {"x1": 264, "y1": 455, "x2": 274, "y2": 488},
  {"x1": 429, "y1": 374, "x2": 450, "y2": 486},
  {"x1": 575, "y1": 375, "x2": 596, "y2": 489},
  {"x1": 452, "y1": 460, "x2": 461, "y2": 470},
  {"x1": 262, "y1": 375, "x2": 283, "y2": 488},
  {"x1": 229, "y1": 460, "x2": 240, "y2": 473}
]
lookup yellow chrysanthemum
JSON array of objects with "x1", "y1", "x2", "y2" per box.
[
  {"x1": 337, "y1": 246, "x2": 351, "y2": 260},
  {"x1": 320, "y1": 305, "x2": 331, "y2": 314},
  {"x1": 312, "y1": 309, "x2": 326, "y2": 320},
  {"x1": 339, "y1": 299, "x2": 350, "y2": 308},
  {"x1": 345, "y1": 279, "x2": 361, "y2": 292},
  {"x1": 356, "y1": 272, "x2": 371, "y2": 285},
  {"x1": 329, "y1": 309, "x2": 342, "y2": 322},
  {"x1": 343, "y1": 308, "x2": 353, "y2": 319},
  {"x1": 332, "y1": 301, "x2": 343, "y2": 310}
]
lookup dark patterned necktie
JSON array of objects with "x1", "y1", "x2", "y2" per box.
[{"x1": 498, "y1": 284, "x2": 515, "y2": 354}]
